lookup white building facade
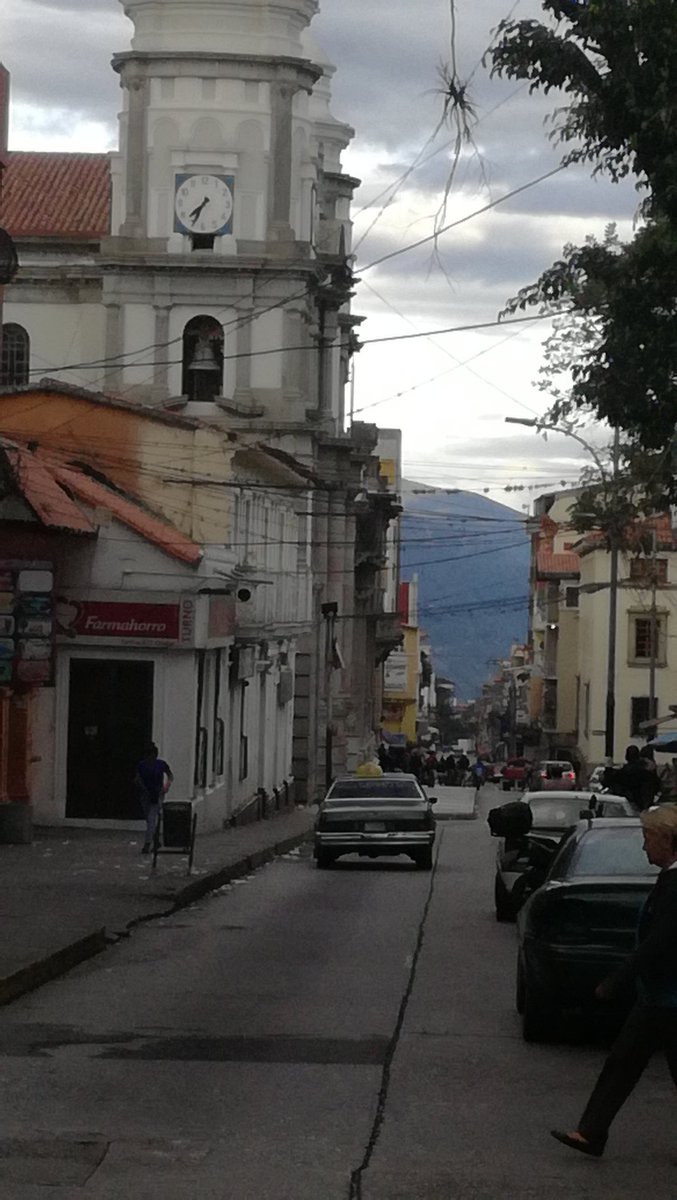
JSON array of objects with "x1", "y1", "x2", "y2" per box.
[{"x1": 2, "y1": 0, "x2": 402, "y2": 806}]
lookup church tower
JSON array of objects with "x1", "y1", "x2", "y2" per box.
[{"x1": 104, "y1": 0, "x2": 358, "y2": 429}]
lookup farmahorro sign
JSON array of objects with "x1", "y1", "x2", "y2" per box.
[{"x1": 56, "y1": 600, "x2": 180, "y2": 641}]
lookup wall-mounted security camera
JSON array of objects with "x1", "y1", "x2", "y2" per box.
[{"x1": 237, "y1": 587, "x2": 252, "y2": 603}]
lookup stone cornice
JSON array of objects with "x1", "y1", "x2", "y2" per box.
[{"x1": 112, "y1": 51, "x2": 322, "y2": 91}]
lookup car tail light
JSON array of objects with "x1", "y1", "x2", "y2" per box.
[
  {"x1": 540, "y1": 771, "x2": 547, "y2": 778},
  {"x1": 565, "y1": 771, "x2": 575, "y2": 780}
]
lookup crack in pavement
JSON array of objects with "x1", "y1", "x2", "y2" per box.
[{"x1": 348, "y1": 828, "x2": 444, "y2": 1200}]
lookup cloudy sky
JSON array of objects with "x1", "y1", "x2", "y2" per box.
[{"x1": 4, "y1": 0, "x2": 638, "y2": 509}]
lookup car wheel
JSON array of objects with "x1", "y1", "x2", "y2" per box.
[
  {"x1": 414, "y1": 847, "x2": 433, "y2": 870},
  {"x1": 316, "y1": 849, "x2": 335, "y2": 870},
  {"x1": 521, "y1": 968, "x2": 557, "y2": 1043},
  {"x1": 494, "y1": 873, "x2": 514, "y2": 922}
]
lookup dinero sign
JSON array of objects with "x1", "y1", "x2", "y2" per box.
[{"x1": 56, "y1": 600, "x2": 180, "y2": 641}]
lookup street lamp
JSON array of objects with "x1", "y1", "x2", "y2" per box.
[{"x1": 505, "y1": 416, "x2": 620, "y2": 760}]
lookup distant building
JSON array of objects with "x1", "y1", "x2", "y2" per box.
[{"x1": 526, "y1": 487, "x2": 677, "y2": 769}]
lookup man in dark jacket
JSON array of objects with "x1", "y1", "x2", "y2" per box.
[
  {"x1": 609, "y1": 744, "x2": 661, "y2": 811},
  {"x1": 551, "y1": 804, "x2": 677, "y2": 1157}
]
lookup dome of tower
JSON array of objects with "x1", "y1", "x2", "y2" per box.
[{"x1": 120, "y1": 0, "x2": 319, "y2": 57}]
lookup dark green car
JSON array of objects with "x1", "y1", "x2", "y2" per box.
[{"x1": 516, "y1": 818, "x2": 658, "y2": 1042}]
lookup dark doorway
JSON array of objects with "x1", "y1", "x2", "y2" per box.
[{"x1": 66, "y1": 659, "x2": 154, "y2": 818}]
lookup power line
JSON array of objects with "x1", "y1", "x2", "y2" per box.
[{"x1": 360, "y1": 163, "x2": 566, "y2": 271}]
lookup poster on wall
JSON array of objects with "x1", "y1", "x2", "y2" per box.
[
  {"x1": 0, "y1": 562, "x2": 54, "y2": 686},
  {"x1": 383, "y1": 650, "x2": 408, "y2": 695}
]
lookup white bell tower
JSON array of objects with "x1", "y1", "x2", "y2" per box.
[
  {"x1": 112, "y1": 0, "x2": 322, "y2": 246},
  {"x1": 104, "y1": 0, "x2": 357, "y2": 427},
  {"x1": 121, "y1": 0, "x2": 319, "y2": 57}
]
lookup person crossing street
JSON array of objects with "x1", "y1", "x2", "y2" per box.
[{"x1": 551, "y1": 804, "x2": 677, "y2": 1158}]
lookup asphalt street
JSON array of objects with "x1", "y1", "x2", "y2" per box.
[{"x1": 1, "y1": 787, "x2": 676, "y2": 1199}]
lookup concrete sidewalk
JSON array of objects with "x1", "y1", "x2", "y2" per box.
[{"x1": 0, "y1": 806, "x2": 315, "y2": 1007}]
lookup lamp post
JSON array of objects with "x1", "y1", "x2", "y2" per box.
[{"x1": 505, "y1": 417, "x2": 620, "y2": 760}]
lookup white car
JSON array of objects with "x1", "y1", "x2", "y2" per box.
[
  {"x1": 587, "y1": 763, "x2": 623, "y2": 792},
  {"x1": 314, "y1": 773, "x2": 437, "y2": 870},
  {"x1": 493, "y1": 790, "x2": 634, "y2": 920}
]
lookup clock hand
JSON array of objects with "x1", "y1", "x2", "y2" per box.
[{"x1": 188, "y1": 197, "x2": 210, "y2": 225}]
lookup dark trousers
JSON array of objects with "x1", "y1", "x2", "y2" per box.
[{"x1": 579, "y1": 1003, "x2": 677, "y2": 1142}]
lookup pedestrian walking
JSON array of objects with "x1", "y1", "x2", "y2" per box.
[
  {"x1": 134, "y1": 743, "x2": 174, "y2": 854},
  {"x1": 551, "y1": 803, "x2": 677, "y2": 1158},
  {"x1": 471, "y1": 757, "x2": 486, "y2": 788},
  {"x1": 611, "y1": 745, "x2": 655, "y2": 812}
]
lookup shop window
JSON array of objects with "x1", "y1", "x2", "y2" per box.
[
  {"x1": 194, "y1": 650, "x2": 208, "y2": 789},
  {"x1": 1, "y1": 323, "x2": 30, "y2": 386},
  {"x1": 181, "y1": 315, "x2": 224, "y2": 400},
  {"x1": 564, "y1": 586, "x2": 579, "y2": 609},
  {"x1": 239, "y1": 681, "x2": 249, "y2": 782}
]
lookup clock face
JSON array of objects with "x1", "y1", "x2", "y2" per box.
[{"x1": 174, "y1": 174, "x2": 234, "y2": 235}]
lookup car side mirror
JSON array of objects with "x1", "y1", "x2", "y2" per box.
[
  {"x1": 428, "y1": 796, "x2": 438, "y2": 804},
  {"x1": 580, "y1": 808, "x2": 594, "y2": 820}
]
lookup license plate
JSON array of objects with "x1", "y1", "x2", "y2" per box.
[{"x1": 363, "y1": 821, "x2": 386, "y2": 832}]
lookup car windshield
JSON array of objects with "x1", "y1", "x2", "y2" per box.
[
  {"x1": 597, "y1": 799, "x2": 633, "y2": 818},
  {"x1": 529, "y1": 797, "x2": 582, "y2": 827},
  {"x1": 327, "y1": 779, "x2": 423, "y2": 800},
  {"x1": 568, "y1": 828, "x2": 659, "y2": 878}
]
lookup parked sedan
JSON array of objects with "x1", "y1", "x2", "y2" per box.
[
  {"x1": 494, "y1": 791, "x2": 634, "y2": 920},
  {"x1": 529, "y1": 760, "x2": 577, "y2": 791},
  {"x1": 516, "y1": 818, "x2": 657, "y2": 1041},
  {"x1": 314, "y1": 774, "x2": 437, "y2": 870}
]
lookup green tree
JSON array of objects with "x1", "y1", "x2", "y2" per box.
[{"x1": 490, "y1": 1, "x2": 677, "y2": 466}]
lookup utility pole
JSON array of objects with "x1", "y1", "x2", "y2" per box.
[
  {"x1": 648, "y1": 526, "x2": 658, "y2": 738},
  {"x1": 604, "y1": 427, "x2": 621, "y2": 761},
  {"x1": 321, "y1": 601, "x2": 338, "y2": 791}
]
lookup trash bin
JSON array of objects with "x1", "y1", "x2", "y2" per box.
[{"x1": 162, "y1": 801, "x2": 194, "y2": 849}]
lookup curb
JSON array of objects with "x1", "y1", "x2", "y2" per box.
[
  {"x1": 0, "y1": 930, "x2": 107, "y2": 1007},
  {"x1": 0, "y1": 828, "x2": 312, "y2": 1008}
]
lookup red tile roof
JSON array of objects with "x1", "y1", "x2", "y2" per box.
[
  {"x1": 2, "y1": 152, "x2": 111, "y2": 238},
  {"x1": 4, "y1": 445, "x2": 96, "y2": 534},
  {"x1": 54, "y1": 464, "x2": 202, "y2": 566},
  {"x1": 577, "y1": 513, "x2": 676, "y2": 555},
  {"x1": 2, "y1": 439, "x2": 202, "y2": 565},
  {"x1": 536, "y1": 549, "x2": 581, "y2": 578}
]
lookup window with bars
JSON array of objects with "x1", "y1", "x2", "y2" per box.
[
  {"x1": 1, "y1": 324, "x2": 30, "y2": 386},
  {"x1": 630, "y1": 614, "x2": 666, "y2": 664},
  {"x1": 629, "y1": 557, "x2": 668, "y2": 584},
  {"x1": 631, "y1": 696, "x2": 658, "y2": 736}
]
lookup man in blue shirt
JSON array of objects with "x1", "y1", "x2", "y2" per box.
[
  {"x1": 134, "y1": 743, "x2": 173, "y2": 854},
  {"x1": 552, "y1": 803, "x2": 677, "y2": 1157}
]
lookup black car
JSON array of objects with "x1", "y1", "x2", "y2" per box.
[
  {"x1": 493, "y1": 791, "x2": 634, "y2": 921},
  {"x1": 515, "y1": 818, "x2": 657, "y2": 1042},
  {"x1": 314, "y1": 773, "x2": 437, "y2": 869}
]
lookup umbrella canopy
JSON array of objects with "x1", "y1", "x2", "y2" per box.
[{"x1": 646, "y1": 732, "x2": 677, "y2": 752}]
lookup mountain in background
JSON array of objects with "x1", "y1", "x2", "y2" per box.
[{"x1": 400, "y1": 483, "x2": 530, "y2": 700}]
